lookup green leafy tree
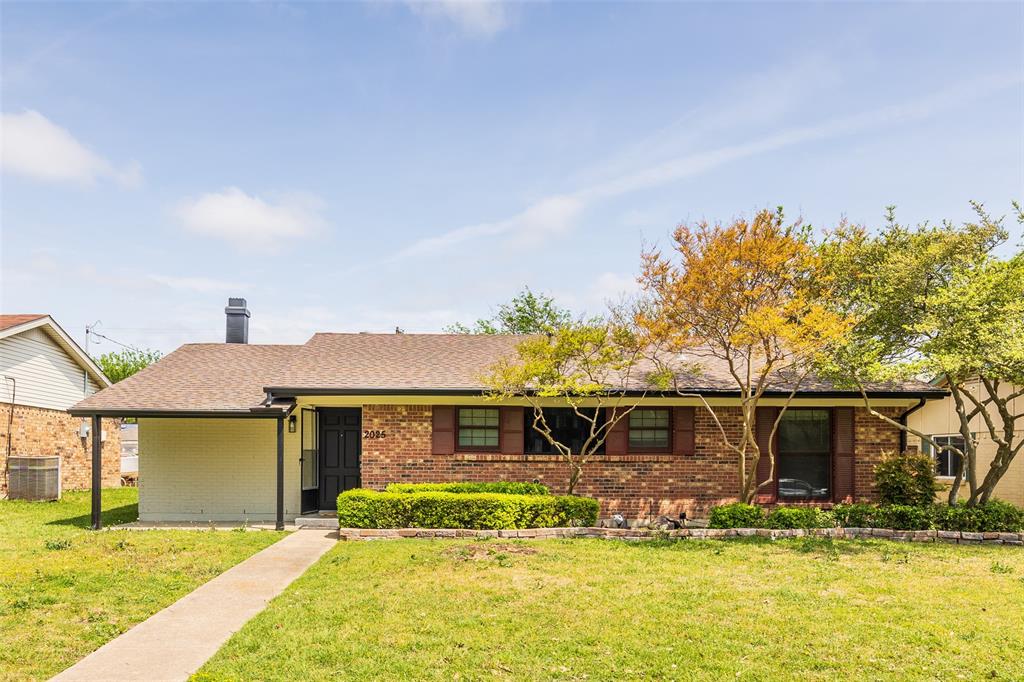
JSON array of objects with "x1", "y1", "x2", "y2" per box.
[
  {"x1": 818, "y1": 202, "x2": 1024, "y2": 505},
  {"x1": 445, "y1": 287, "x2": 571, "y2": 334},
  {"x1": 483, "y1": 318, "x2": 645, "y2": 494},
  {"x1": 95, "y1": 348, "x2": 163, "y2": 384}
]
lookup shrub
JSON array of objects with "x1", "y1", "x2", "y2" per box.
[
  {"x1": 337, "y1": 489, "x2": 598, "y2": 529},
  {"x1": 551, "y1": 495, "x2": 602, "y2": 526},
  {"x1": 708, "y1": 503, "x2": 765, "y2": 529},
  {"x1": 765, "y1": 507, "x2": 836, "y2": 529},
  {"x1": 933, "y1": 500, "x2": 1024, "y2": 533},
  {"x1": 871, "y1": 504, "x2": 934, "y2": 530},
  {"x1": 384, "y1": 481, "x2": 549, "y2": 496},
  {"x1": 874, "y1": 451, "x2": 939, "y2": 507},
  {"x1": 831, "y1": 503, "x2": 877, "y2": 528}
]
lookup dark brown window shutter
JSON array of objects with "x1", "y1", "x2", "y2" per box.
[
  {"x1": 500, "y1": 407, "x2": 524, "y2": 455},
  {"x1": 755, "y1": 406, "x2": 778, "y2": 500},
  {"x1": 673, "y1": 406, "x2": 695, "y2": 455},
  {"x1": 432, "y1": 406, "x2": 455, "y2": 455},
  {"x1": 605, "y1": 407, "x2": 628, "y2": 455},
  {"x1": 833, "y1": 407, "x2": 855, "y2": 503}
]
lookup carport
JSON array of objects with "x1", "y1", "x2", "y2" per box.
[{"x1": 70, "y1": 401, "x2": 295, "y2": 531}]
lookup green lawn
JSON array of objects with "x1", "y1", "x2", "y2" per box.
[
  {"x1": 197, "y1": 537, "x2": 1024, "y2": 681},
  {"x1": 0, "y1": 488, "x2": 284, "y2": 681}
]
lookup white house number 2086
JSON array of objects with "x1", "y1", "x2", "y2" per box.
[{"x1": 363, "y1": 430, "x2": 386, "y2": 439}]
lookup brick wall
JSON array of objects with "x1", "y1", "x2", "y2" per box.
[
  {"x1": 360, "y1": 404, "x2": 903, "y2": 518},
  {"x1": 1, "y1": 404, "x2": 120, "y2": 496},
  {"x1": 853, "y1": 406, "x2": 902, "y2": 501}
]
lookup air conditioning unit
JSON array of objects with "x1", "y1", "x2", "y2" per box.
[{"x1": 7, "y1": 455, "x2": 62, "y2": 501}]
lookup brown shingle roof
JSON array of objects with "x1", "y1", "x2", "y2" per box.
[
  {"x1": 0, "y1": 314, "x2": 47, "y2": 332},
  {"x1": 274, "y1": 333, "x2": 525, "y2": 391},
  {"x1": 71, "y1": 343, "x2": 299, "y2": 414},
  {"x1": 70, "y1": 333, "x2": 944, "y2": 415}
]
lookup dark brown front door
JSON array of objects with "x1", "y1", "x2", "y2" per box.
[{"x1": 319, "y1": 408, "x2": 361, "y2": 511}]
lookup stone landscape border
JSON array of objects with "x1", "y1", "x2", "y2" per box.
[{"x1": 338, "y1": 527, "x2": 1024, "y2": 545}]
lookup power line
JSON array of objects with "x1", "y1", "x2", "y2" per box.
[
  {"x1": 99, "y1": 327, "x2": 215, "y2": 333},
  {"x1": 87, "y1": 329, "x2": 145, "y2": 354}
]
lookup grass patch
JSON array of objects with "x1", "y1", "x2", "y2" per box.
[
  {"x1": 0, "y1": 489, "x2": 284, "y2": 681},
  {"x1": 197, "y1": 537, "x2": 1024, "y2": 681}
]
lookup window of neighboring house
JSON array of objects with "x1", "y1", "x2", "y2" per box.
[
  {"x1": 524, "y1": 408, "x2": 605, "y2": 455},
  {"x1": 926, "y1": 434, "x2": 966, "y2": 478},
  {"x1": 457, "y1": 408, "x2": 500, "y2": 450},
  {"x1": 628, "y1": 408, "x2": 671, "y2": 451},
  {"x1": 776, "y1": 409, "x2": 831, "y2": 501}
]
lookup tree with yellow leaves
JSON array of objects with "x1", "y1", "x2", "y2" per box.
[{"x1": 636, "y1": 208, "x2": 851, "y2": 504}]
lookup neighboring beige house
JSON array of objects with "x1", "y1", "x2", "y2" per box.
[
  {"x1": 1, "y1": 314, "x2": 120, "y2": 496},
  {"x1": 908, "y1": 378, "x2": 1024, "y2": 505}
]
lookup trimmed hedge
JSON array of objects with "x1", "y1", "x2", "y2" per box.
[
  {"x1": 765, "y1": 507, "x2": 836, "y2": 530},
  {"x1": 384, "y1": 482, "x2": 550, "y2": 496},
  {"x1": 870, "y1": 504, "x2": 934, "y2": 531},
  {"x1": 932, "y1": 500, "x2": 1024, "y2": 533},
  {"x1": 337, "y1": 489, "x2": 598, "y2": 529},
  {"x1": 832, "y1": 503, "x2": 936, "y2": 531},
  {"x1": 831, "y1": 501, "x2": 1024, "y2": 532},
  {"x1": 709, "y1": 500, "x2": 1024, "y2": 532},
  {"x1": 708, "y1": 503, "x2": 765, "y2": 529},
  {"x1": 830, "y1": 503, "x2": 876, "y2": 528},
  {"x1": 708, "y1": 504, "x2": 835, "y2": 530}
]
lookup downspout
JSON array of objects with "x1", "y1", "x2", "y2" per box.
[
  {"x1": 3, "y1": 376, "x2": 15, "y2": 492},
  {"x1": 897, "y1": 397, "x2": 927, "y2": 453},
  {"x1": 3, "y1": 376, "x2": 15, "y2": 460}
]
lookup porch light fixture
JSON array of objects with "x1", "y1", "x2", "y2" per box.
[{"x1": 288, "y1": 415, "x2": 297, "y2": 433}]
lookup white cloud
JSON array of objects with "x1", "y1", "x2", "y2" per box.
[
  {"x1": 0, "y1": 110, "x2": 142, "y2": 187},
  {"x1": 552, "y1": 272, "x2": 640, "y2": 315},
  {"x1": 406, "y1": 0, "x2": 509, "y2": 39},
  {"x1": 149, "y1": 274, "x2": 250, "y2": 293},
  {"x1": 249, "y1": 305, "x2": 341, "y2": 344},
  {"x1": 381, "y1": 71, "x2": 1021, "y2": 269},
  {"x1": 590, "y1": 272, "x2": 639, "y2": 303},
  {"x1": 388, "y1": 193, "x2": 582, "y2": 263},
  {"x1": 510, "y1": 195, "x2": 585, "y2": 246},
  {"x1": 174, "y1": 187, "x2": 327, "y2": 251},
  {"x1": 576, "y1": 56, "x2": 845, "y2": 187}
]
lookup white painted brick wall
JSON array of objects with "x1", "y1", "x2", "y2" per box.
[{"x1": 138, "y1": 418, "x2": 301, "y2": 522}]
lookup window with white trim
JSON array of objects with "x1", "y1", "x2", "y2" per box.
[{"x1": 925, "y1": 434, "x2": 966, "y2": 477}]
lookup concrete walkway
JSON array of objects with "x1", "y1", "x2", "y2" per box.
[{"x1": 52, "y1": 529, "x2": 337, "y2": 682}]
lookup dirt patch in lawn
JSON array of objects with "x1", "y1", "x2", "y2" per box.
[{"x1": 444, "y1": 543, "x2": 538, "y2": 562}]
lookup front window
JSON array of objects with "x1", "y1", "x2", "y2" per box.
[
  {"x1": 777, "y1": 409, "x2": 831, "y2": 501},
  {"x1": 929, "y1": 434, "x2": 965, "y2": 477},
  {"x1": 628, "y1": 408, "x2": 671, "y2": 451},
  {"x1": 524, "y1": 408, "x2": 605, "y2": 455},
  {"x1": 457, "y1": 408, "x2": 499, "y2": 450}
]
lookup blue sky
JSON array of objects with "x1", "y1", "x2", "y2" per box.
[{"x1": 2, "y1": 1, "x2": 1022, "y2": 354}]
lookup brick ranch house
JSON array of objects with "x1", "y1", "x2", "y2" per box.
[
  {"x1": 1, "y1": 314, "x2": 120, "y2": 496},
  {"x1": 70, "y1": 300, "x2": 945, "y2": 529}
]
